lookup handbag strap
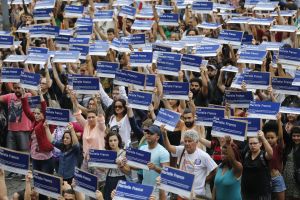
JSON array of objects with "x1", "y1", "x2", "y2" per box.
[{"x1": 177, "y1": 148, "x2": 185, "y2": 169}]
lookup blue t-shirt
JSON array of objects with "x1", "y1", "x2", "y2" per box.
[{"x1": 140, "y1": 143, "x2": 170, "y2": 186}]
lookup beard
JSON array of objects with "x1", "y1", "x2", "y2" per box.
[
  {"x1": 15, "y1": 92, "x2": 22, "y2": 98},
  {"x1": 185, "y1": 121, "x2": 194, "y2": 128},
  {"x1": 190, "y1": 89, "x2": 199, "y2": 96}
]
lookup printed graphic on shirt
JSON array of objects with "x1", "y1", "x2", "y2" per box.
[
  {"x1": 8, "y1": 100, "x2": 22, "y2": 123},
  {"x1": 183, "y1": 158, "x2": 195, "y2": 173}
]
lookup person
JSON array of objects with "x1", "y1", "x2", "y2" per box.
[
  {"x1": 283, "y1": 126, "x2": 300, "y2": 200},
  {"x1": 16, "y1": 170, "x2": 105, "y2": 200},
  {"x1": 44, "y1": 122, "x2": 81, "y2": 184},
  {"x1": 129, "y1": 125, "x2": 170, "y2": 199},
  {"x1": 241, "y1": 131, "x2": 273, "y2": 200},
  {"x1": 103, "y1": 130, "x2": 130, "y2": 200},
  {"x1": 190, "y1": 69, "x2": 209, "y2": 107},
  {"x1": 263, "y1": 117, "x2": 286, "y2": 200},
  {"x1": 213, "y1": 136, "x2": 243, "y2": 200},
  {"x1": 108, "y1": 99, "x2": 132, "y2": 147},
  {"x1": 162, "y1": 127, "x2": 217, "y2": 199},
  {"x1": 21, "y1": 87, "x2": 54, "y2": 174},
  {"x1": 72, "y1": 93, "x2": 107, "y2": 185},
  {"x1": 181, "y1": 108, "x2": 206, "y2": 150},
  {"x1": 0, "y1": 83, "x2": 32, "y2": 152},
  {"x1": 0, "y1": 169, "x2": 8, "y2": 200}
]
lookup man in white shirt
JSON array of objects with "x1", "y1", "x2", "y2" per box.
[{"x1": 161, "y1": 127, "x2": 217, "y2": 199}]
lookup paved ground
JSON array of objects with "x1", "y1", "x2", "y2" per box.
[{"x1": 5, "y1": 173, "x2": 26, "y2": 197}]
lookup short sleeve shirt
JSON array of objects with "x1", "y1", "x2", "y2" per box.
[
  {"x1": 173, "y1": 146, "x2": 217, "y2": 196},
  {"x1": 1, "y1": 93, "x2": 32, "y2": 131},
  {"x1": 140, "y1": 144, "x2": 170, "y2": 186}
]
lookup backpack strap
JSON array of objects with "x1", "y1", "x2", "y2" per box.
[
  {"x1": 259, "y1": 151, "x2": 267, "y2": 168},
  {"x1": 244, "y1": 150, "x2": 267, "y2": 167}
]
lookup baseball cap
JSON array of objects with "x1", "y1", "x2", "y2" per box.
[{"x1": 147, "y1": 125, "x2": 161, "y2": 136}]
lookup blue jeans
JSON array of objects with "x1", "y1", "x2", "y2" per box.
[
  {"x1": 32, "y1": 158, "x2": 54, "y2": 174},
  {"x1": 6, "y1": 131, "x2": 30, "y2": 152}
]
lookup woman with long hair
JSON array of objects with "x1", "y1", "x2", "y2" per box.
[
  {"x1": 21, "y1": 87, "x2": 54, "y2": 174},
  {"x1": 108, "y1": 99, "x2": 132, "y2": 147},
  {"x1": 103, "y1": 130, "x2": 130, "y2": 200},
  {"x1": 283, "y1": 126, "x2": 300, "y2": 200},
  {"x1": 71, "y1": 91, "x2": 107, "y2": 185},
  {"x1": 44, "y1": 122, "x2": 80, "y2": 184}
]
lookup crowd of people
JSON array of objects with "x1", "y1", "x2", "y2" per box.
[{"x1": 0, "y1": 0, "x2": 300, "y2": 199}]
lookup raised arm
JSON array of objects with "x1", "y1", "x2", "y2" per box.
[
  {"x1": 97, "y1": 104, "x2": 106, "y2": 133},
  {"x1": 224, "y1": 136, "x2": 243, "y2": 178},
  {"x1": 94, "y1": 23, "x2": 108, "y2": 40},
  {"x1": 67, "y1": 123, "x2": 79, "y2": 145},
  {"x1": 161, "y1": 125, "x2": 176, "y2": 154},
  {"x1": 0, "y1": 169, "x2": 8, "y2": 200},
  {"x1": 277, "y1": 113, "x2": 284, "y2": 147},
  {"x1": 52, "y1": 64, "x2": 66, "y2": 93},
  {"x1": 24, "y1": 171, "x2": 33, "y2": 200},
  {"x1": 99, "y1": 82, "x2": 113, "y2": 107},
  {"x1": 44, "y1": 62, "x2": 53, "y2": 88},
  {"x1": 217, "y1": 70, "x2": 225, "y2": 93},
  {"x1": 178, "y1": 71, "x2": 186, "y2": 111},
  {"x1": 258, "y1": 130, "x2": 273, "y2": 160},
  {"x1": 70, "y1": 91, "x2": 87, "y2": 127},
  {"x1": 199, "y1": 137, "x2": 212, "y2": 148},
  {"x1": 122, "y1": 17, "x2": 131, "y2": 36},
  {"x1": 44, "y1": 121, "x2": 53, "y2": 143},
  {"x1": 201, "y1": 67, "x2": 209, "y2": 97},
  {"x1": 39, "y1": 87, "x2": 47, "y2": 115},
  {"x1": 21, "y1": 93, "x2": 35, "y2": 122}
]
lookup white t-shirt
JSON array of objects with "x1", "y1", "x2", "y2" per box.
[
  {"x1": 172, "y1": 146, "x2": 217, "y2": 196},
  {"x1": 109, "y1": 114, "x2": 132, "y2": 147}
]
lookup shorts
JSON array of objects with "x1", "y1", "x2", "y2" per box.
[{"x1": 272, "y1": 175, "x2": 286, "y2": 193}]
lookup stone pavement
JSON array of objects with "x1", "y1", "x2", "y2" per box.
[{"x1": 5, "y1": 173, "x2": 26, "y2": 197}]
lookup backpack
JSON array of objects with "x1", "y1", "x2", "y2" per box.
[{"x1": 245, "y1": 150, "x2": 267, "y2": 168}]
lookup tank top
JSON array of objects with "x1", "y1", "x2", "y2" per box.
[{"x1": 214, "y1": 167, "x2": 242, "y2": 200}]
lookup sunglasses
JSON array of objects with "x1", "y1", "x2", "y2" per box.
[
  {"x1": 143, "y1": 128, "x2": 150, "y2": 133},
  {"x1": 115, "y1": 105, "x2": 123, "y2": 109}
]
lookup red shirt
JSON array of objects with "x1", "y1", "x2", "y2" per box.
[{"x1": 269, "y1": 143, "x2": 284, "y2": 173}]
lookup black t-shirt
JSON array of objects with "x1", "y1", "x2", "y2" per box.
[
  {"x1": 241, "y1": 151, "x2": 271, "y2": 198},
  {"x1": 208, "y1": 78, "x2": 223, "y2": 105},
  {"x1": 193, "y1": 91, "x2": 209, "y2": 107},
  {"x1": 167, "y1": 130, "x2": 181, "y2": 146}
]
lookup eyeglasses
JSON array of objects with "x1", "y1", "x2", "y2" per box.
[{"x1": 115, "y1": 105, "x2": 123, "y2": 109}]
